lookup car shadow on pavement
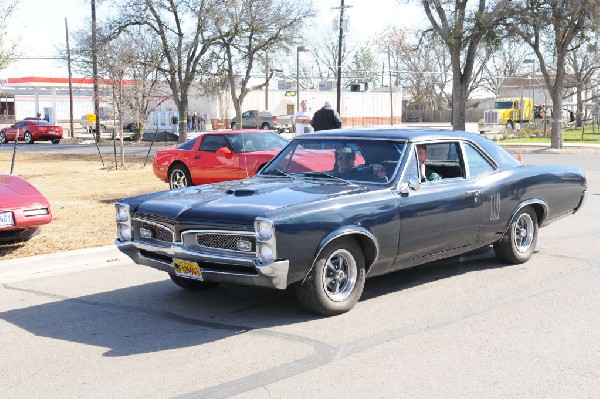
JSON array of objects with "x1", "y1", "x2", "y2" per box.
[{"x1": 0, "y1": 246, "x2": 512, "y2": 357}]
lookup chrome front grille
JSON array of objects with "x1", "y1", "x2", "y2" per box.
[
  {"x1": 134, "y1": 218, "x2": 174, "y2": 244},
  {"x1": 196, "y1": 233, "x2": 256, "y2": 252},
  {"x1": 181, "y1": 230, "x2": 256, "y2": 255},
  {"x1": 484, "y1": 110, "x2": 498, "y2": 124}
]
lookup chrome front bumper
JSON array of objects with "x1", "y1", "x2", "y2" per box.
[{"x1": 115, "y1": 240, "x2": 289, "y2": 289}]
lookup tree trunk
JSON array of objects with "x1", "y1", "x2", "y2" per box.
[
  {"x1": 451, "y1": 77, "x2": 466, "y2": 131},
  {"x1": 550, "y1": 89, "x2": 563, "y2": 149}
]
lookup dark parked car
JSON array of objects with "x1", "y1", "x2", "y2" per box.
[
  {"x1": 0, "y1": 120, "x2": 63, "y2": 144},
  {"x1": 115, "y1": 128, "x2": 587, "y2": 315},
  {"x1": 152, "y1": 130, "x2": 289, "y2": 189}
]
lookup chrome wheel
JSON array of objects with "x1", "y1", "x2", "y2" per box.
[
  {"x1": 0, "y1": 132, "x2": 6, "y2": 144},
  {"x1": 169, "y1": 165, "x2": 191, "y2": 189},
  {"x1": 513, "y1": 212, "x2": 534, "y2": 253},
  {"x1": 322, "y1": 248, "x2": 357, "y2": 302},
  {"x1": 24, "y1": 132, "x2": 34, "y2": 144}
]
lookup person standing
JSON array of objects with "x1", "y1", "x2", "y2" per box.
[
  {"x1": 187, "y1": 113, "x2": 192, "y2": 131},
  {"x1": 294, "y1": 100, "x2": 313, "y2": 135},
  {"x1": 171, "y1": 112, "x2": 179, "y2": 134},
  {"x1": 310, "y1": 100, "x2": 341, "y2": 131},
  {"x1": 192, "y1": 112, "x2": 199, "y2": 132}
]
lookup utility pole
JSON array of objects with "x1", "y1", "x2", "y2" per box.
[
  {"x1": 65, "y1": 18, "x2": 74, "y2": 139},
  {"x1": 332, "y1": 0, "x2": 352, "y2": 114}
]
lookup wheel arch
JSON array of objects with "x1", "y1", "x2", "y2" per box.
[
  {"x1": 505, "y1": 199, "x2": 547, "y2": 234},
  {"x1": 301, "y1": 227, "x2": 378, "y2": 284}
]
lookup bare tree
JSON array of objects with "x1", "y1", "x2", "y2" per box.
[
  {"x1": 215, "y1": 0, "x2": 312, "y2": 122},
  {"x1": 0, "y1": 0, "x2": 20, "y2": 71},
  {"x1": 507, "y1": 0, "x2": 600, "y2": 148},
  {"x1": 109, "y1": 0, "x2": 221, "y2": 142},
  {"x1": 479, "y1": 38, "x2": 531, "y2": 97},
  {"x1": 417, "y1": 0, "x2": 511, "y2": 130},
  {"x1": 565, "y1": 38, "x2": 600, "y2": 126}
]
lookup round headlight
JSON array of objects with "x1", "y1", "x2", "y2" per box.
[
  {"x1": 116, "y1": 204, "x2": 129, "y2": 222},
  {"x1": 257, "y1": 242, "x2": 273, "y2": 263},
  {"x1": 255, "y1": 219, "x2": 273, "y2": 240},
  {"x1": 118, "y1": 223, "x2": 131, "y2": 241}
]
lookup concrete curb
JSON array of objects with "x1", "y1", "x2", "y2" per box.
[{"x1": 0, "y1": 245, "x2": 131, "y2": 283}]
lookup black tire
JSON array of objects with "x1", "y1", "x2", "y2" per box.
[
  {"x1": 51, "y1": 139, "x2": 60, "y2": 144},
  {"x1": 0, "y1": 132, "x2": 6, "y2": 144},
  {"x1": 169, "y1": 274, "x2": 219, "y2": 290},
  {"x1": 493, "y1": 207, "x2": 538, "y2": 264},
  {"x1": 24, "y1": 131, "x2": 34, "y2": 144},
  {"x1": 231, "y1": 122, "x2": 237, "y2": 129},
  {"x1": 296, "y1": 237, "x2": 366, "y2": 316},
  {"x1": 169, "y1": 164, "x2": 192, "y2": 189},
  {"x1": 261, "y1": 123, "x2": 271, "y2": 130}
]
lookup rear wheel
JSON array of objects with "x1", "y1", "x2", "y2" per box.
[
  {"x1": 169, "y1": 164, "x2": 192, "y2": 189},
  {"x1": 169, "y1": 274, "x2": 219, "y2": 290},
  {"x1": 0, "y1": 132, "x2": 6, "y2": 144},
  {"x1": 296, "y1": 237, "x2": 366, "y2": 316},
  {"x1": 24, "y1": 131, "x2": 34, "y2": 144},
  {"x1": 51, "y1": 139, "x2": 60, "y2": 144},
  {"x1": 493, "y1": 207, "x2": 538, "y2": 264}
]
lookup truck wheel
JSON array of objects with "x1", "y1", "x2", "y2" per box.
[
  {"x1": 169, "y1": 274, "x2": 219, "y2": 290},
  {"x1": 296, "y1": 237, "x2": 366, "y2": 316},
  {"x1": 506, "y1": 121, "x2": 514, "y2": 132},
  {"x1": 169, "y1": 165, "x2": 192, "y2": 189},
  {"x1": 493, "y1": 207, "x2": 538, "y2": 264}
]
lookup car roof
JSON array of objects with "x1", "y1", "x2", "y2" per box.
[{"x1": 296, "y1": 126, "x2": 479, "y2": 142}]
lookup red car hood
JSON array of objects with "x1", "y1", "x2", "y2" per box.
[{"x1": 0, "y1": 175, "x2": 50, "y2": 209}]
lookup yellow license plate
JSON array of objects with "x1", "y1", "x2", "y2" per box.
[{"x1": 173, "y1": 258, "x2": 202, "y2": 279}]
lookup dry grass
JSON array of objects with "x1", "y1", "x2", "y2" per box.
[{"x1": 1, "y1": 151, "x2": 168, "y2": 260}]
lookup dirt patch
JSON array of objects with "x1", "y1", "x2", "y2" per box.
[{"x1": 1, "y1": 152, "x2": 168, "y2": 260}]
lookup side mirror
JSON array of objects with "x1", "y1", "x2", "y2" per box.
[
  {"x1": 216, "y1": 146, "x2": 233, "y2": 158},
  {"x1": 399, "y1": 176, "x2": 421, "y2": 197}
]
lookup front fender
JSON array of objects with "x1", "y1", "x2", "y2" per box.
[{"x1": 299, "y1": 226, "x2": 379, "y2": 284}]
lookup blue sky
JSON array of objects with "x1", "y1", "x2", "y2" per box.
[{"x1": 1, "y1": 0, "x2": 425, "y2": 79}]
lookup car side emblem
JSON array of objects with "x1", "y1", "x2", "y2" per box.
[{"x1": 140, "y1": 227, "x2": 152, "y2": 239}]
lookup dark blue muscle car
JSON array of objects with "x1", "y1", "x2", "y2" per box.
[{"x1": 115, "y1": 128, "x2": 587, "y2": 315}]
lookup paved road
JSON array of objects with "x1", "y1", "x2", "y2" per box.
[{"x1": 1, "y1": 153, "x2": 599, "y2": 398}]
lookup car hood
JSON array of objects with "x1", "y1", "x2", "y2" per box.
[
  {"x1": 132, "y1": 178, "x2": 368, "y2": 226},
  {"x1": 0, "y1": 175, "x2": 49, "y2": 209}
]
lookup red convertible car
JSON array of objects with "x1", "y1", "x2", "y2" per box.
[
  {"x1": 0, "y1": 175, "x2": 53, "y2": 243},
  {"x1": 0, "y1": 120, "x2": 63, "y2": 144},
  {"x1": 153, "y1": 130, "x2": 289, "y2": 188}
]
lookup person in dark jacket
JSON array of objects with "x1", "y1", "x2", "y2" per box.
[{"x1": 311, "y1": 100, "x2": 342, "y2": 131}]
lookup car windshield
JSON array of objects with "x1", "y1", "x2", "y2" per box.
[
  {"x1": 227, "y1": 132, "x2": 288, "y2": 153},
  {"x1": 33, "y1": 120, "x2": 52, "y2": 126},
  {"x1": 260, "y1": 138, "x2": 405, "y2": 184}
]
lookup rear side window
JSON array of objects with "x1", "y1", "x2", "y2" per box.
[
  {"x1": 464, "y1": 143, "x2": 494, "y2": 178},
  {"x1": 199, "y1": 135, "x2": 230, "y2": 152}
]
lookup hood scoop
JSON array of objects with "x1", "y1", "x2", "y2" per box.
[{"x1": 226, "y1": 188, "x2": 257, "y2": 197}]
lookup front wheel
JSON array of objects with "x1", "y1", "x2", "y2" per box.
[
  {"x1": 169, "y1": 274, "x2": 219, "y2": 290},
  {"x1": 169, "y1": 164, "x2": 192, "y2": 189},
  {"x1": 296, "y1": 237, "x2": 366, "y2": 316},
  {"x1": 506, "y1": 120, "x2": 514, "y2": 132},
  {"x1": 493, "y1": 207, "x2": 538, "y2": 264},
  {"x1": 24, "y1": 131, "x2": 34, "y2": 144},
  {"x1": 261, "y1": 123, "x2": 271, "y2": 130},
  {"x1": 230, "y1": 122, "x2": 237, "y2": 129},
  {"x1": 51, "y1": 139, "x2": 60, "y2": 144}
]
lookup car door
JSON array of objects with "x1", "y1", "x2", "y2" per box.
[
  {"x1": 188, "y1": 134, "x2": 240, "y2": 184},
  {"x1": 241, "y1": 111, "x2": 256, "y2": 129},
  {"x1": 5, "y1": 121, "x2": 27, "y2": 141},
  {"x1": 395, "y1": 142, "x2": 483, "y2": 262}
]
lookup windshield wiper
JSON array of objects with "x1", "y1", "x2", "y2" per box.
[
  {"x1": 261, "y1": 169, "x2": 294, "y2": 179},
  {"x1": 300, "y1": 171, "x2": 353, "y2": 185}
]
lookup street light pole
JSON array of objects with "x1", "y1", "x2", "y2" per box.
[{"x1": 296, "y1": 46, "x2": 309, "y2": 112}]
